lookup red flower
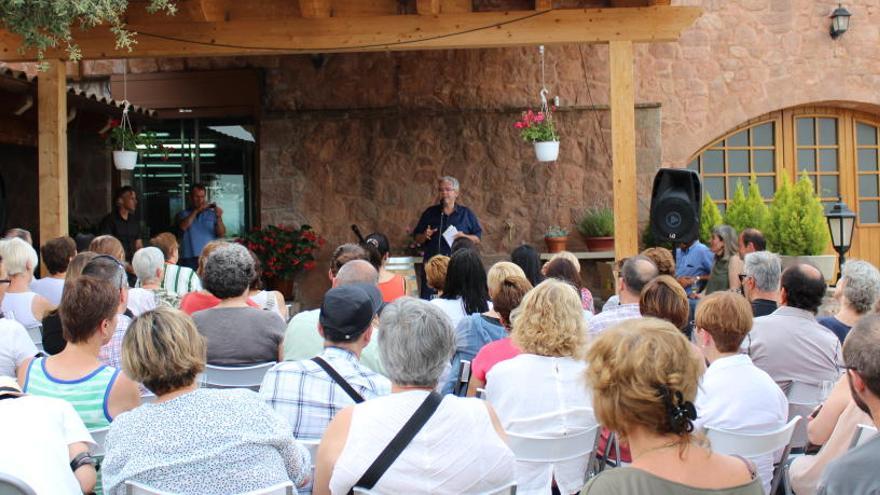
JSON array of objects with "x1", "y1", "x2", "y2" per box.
[{"x1": 303, "y1": 261, "x2": 316, "y2": 271}]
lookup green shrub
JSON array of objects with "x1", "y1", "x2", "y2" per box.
[
  {"x1": 700, "y1": 192, "x2": 723, "y2": 243},
  {"x1": 577, "y1": 207, "x2": 614, "y2": 237},
  {"x1": 766, "y1": 175, "x2": 830, "y2": 255},
  {"x1": 724, "y1": 176, "x2": 770, "y2": 234}
]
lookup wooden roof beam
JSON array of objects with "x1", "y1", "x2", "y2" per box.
[
  {"x1": 299, "y1": 0, "x2": 332, "y2": 17},
  {"x1": 0, "y1": 6, "x2": 701, "y2": 61},
  {"x1": 417, "y1": 0, "x2": 441, "y2": 15},
  {"x1": 181, "y1": 0, "x2": 227, "y2": 22}
]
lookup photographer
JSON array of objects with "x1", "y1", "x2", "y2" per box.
[{"x1": 176, "y1": 183, "x2": 226, "y2": 270}]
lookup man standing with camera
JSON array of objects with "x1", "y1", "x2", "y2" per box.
[{"x1": 176, "y1": 183, "x2": 226, "y2": 270}]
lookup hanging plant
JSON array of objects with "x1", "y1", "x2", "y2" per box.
[
  {"x1": 102, "y1": 107, "x2": 166, "y2": 170},
  {"x1": 0, "y1": 0, "x2": 177, "y2": 65},
  {"x1": 514, "y1": 46, "x2": 560, "y2": 162}
]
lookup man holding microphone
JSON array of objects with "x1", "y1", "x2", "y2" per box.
[{"x1": 413, "y1": 176, "x2": 482, "y2": 299}]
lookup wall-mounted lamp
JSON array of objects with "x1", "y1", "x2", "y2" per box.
[{"x1": 830, "y1": 4, "x2": 851, "y2": 39}]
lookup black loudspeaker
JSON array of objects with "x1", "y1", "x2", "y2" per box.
[{"x1": 650, "y1": 168, "x2": 702, "y2": 244}]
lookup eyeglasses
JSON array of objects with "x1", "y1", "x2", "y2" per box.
[
  {"x1": 85, "y1": 255, "x2": 128, "y2": 288},
  {"x1": 738, "y1": 273, "x2": 751, "y2": 284},
  {"x1": 0, "y1": 279, "x2": 10, "y2": 285}
]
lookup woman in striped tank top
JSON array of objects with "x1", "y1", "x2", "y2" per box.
[{"x1": 17, "y1": 276, "x2": 140, "y2": 429}]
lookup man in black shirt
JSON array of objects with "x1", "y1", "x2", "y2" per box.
[
  {"x1": 741, "y1": 251, "x2": 781, "y2": 317},
  {"x1": 99, "y1": 186, "x2": 142, "y2": 262}
]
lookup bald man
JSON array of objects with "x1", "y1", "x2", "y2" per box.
[{"x1": 588, "y1": 255, "x2": 659, "y2": 336}]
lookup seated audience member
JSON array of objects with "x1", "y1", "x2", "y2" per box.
[
  {"x1": 0, "y1": 376, "x2": 97, "y2": 495},
  {"x1": 424, "y1": 254, "x2": 450, "y2": 297},
  {"x1": 789, "y1": 375, "x2": 871, "y2": 495},
  {"x1": 31, "y1": 236, "x2": 76, "y2": 305},
  {"x1": 451, "y1": 236, "x2": 476, "y2": 254},
  {"x1": 18, "y1": 276, "x2": 140, "y2": 429},
  {"x1": 603, "y1": 247, "x2": 675, "y2": 311},
  {"x1": 701, "y1": 225, "x2": 744, "y2": 295},
  {"x1": 149, "y1": 232, "x2": 202, "y2": 295},
  {"x1": 0, "y1": 237, "x2": 55, "y2": 328},
  {"x1": 178, "y1": 241, "x2": 260, "y2": 315},
  {"x1": 639, "y1": 275, "x2": 690, "y2": 333},
  {"x1": 444, "y1": 261, "x2": 525, "y2": 395},
  {"x1": 486, "y1": 279, "x2": 592, "y2": 495},
  {"x1": 511, "y1": 244, "x2": 544, "y2": 288},
  {"x1": 192, "y1": 243, "x2": 285, "y2": 365},
  {"x1": 431, "y1": 248, "x2": 490, "y2": 329},
  {"x1": 41, "y1": 252, "x2": 98, "y2": 355},
  {"x1": 80, "y1": 255, "x2": 133, "y2": 370},
  {"x1": 314, "y1": 297, "x2": 515, "y2": 495},
  {"x1": 745, "y1": 263, "x2": 843, "y2": 391},
  {"x1": 102, "y1": 307, "x2": 309, "y2": 495},
  {"x1": 739, "y1": 228, "x2": 766, "y2": 256},
  {"x1": 589, "y1": 255, "x2": 657, "y2": 335},
  {"x1": 741, "y1": 251, "x2": 782, "y2": 317},
  {"x1": 819, "y1": 260, "x2": 880, "y2": 343},
  {"x1": 0, "y1": 255, "x2": 38, "y2": 378},
  {"x1": 693, "y1": 292, "x2": 787, "y2": 495},
  {"x1": 127, "y1": 247, "x2": 180, "y2": 316},
  {"x1": 5, "y1": 227, "x2": 33, "y2": 245},
  {"x1": 582, "y1": 318, "x2": 763, "y2": 495},
  {"x1": 817, "y1": 315, "x2": 880, "y2": 494},
  {"x1": 90, "y1": 235, "x2": 136, "y2": 287},
  {"x1": 247, "y1": 250, "x2": 288, "y2": 321},
  {"x1": 468, "y1": 276, "x2": 533, "y2": 396},
  {"x1": 544, "y1": 251, "x2": 593, "y2": 313},
  {"x1": 675, "y1": 237, "x2": 715, "y2": 296},
  {"x1": 364, "y1": 232, "x2": 407, "y2": 302}
]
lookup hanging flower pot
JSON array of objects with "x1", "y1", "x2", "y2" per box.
[
  {"x1": 534, "y1": 141, "x2": 560, "y2": 162},
  {"x1": 112, "y1": 150, "x2": 138, "y2": 170}
]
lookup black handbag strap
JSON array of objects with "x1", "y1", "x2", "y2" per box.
[
  {"x1": 351, "y1": 392, "x2": 443, "y2": 492},
  {"x1": 311, "y1": 356, "x2": 365, "y2": 403}
]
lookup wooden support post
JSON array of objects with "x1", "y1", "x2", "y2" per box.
[
  {"x1": 609, "y1": 40, "x2": 638, "y2": 262},
  {"x1": 38, "y1": 59, "x2": 69, "y2": 248}
]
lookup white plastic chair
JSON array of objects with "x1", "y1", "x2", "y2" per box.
[
  {"x1": 299, "y1": 438, "x2": 320, "y2": 464},
  {"x1": 125, "y1": 480, "x2": 294, "y2": 495},
  {"x1": 0, "y1": 472, "x2": 37, "y2": 495},
  {"x1": 201, "y1": 362, "x2": 276, "y2": 389},
  {"x1": 786, "y1": 381, "x2": 823, "y2": 449},
  {"x1": 849, "y1": 423, "x2": 879, "y2": 449},
  {"x1": 140, "y1": 392, "x2": 157, "y2": 404},
  {"x1": 25, "y1": 325, "x2": 42, "y2": 351},
  {"x1": 453, "y1": 360, "x2": 472, "y2": 397},
  {"x1": 89, "y1": 426, "x2": 111, "y2": 457},
  {"x1": 705, "y1": 416, "x2": 801, "y2": 495}
]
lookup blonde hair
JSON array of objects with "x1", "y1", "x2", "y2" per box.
[
  {"x1": 487, "y1": 261, "x2": 527, "y2": 299},
  {"x1": 425, "y1": 255, "x2": 450, "y2": 292},
  {"x1": 585, "y1": 318, "x2": 704, "y2": 447},
  {"x1": 548, "y1": 250, "x2": 580, "y2": 274},
  {"x1": 122, "y1": 307, "x2": 206, "y2": 396},
  {"x1": 0, "y1": 237, "x2": 37, "y2": 275},
  {"x1": 695, "y1": 291, "x2": 753, "y2": 352},
  {"x1": 512, "y1": 278, "x2": 586, "y2": 357},
  {"x1": 89, "y1": 235, "x2": 125, "y2": 261},
  {"x1": 196, "y1": 240, "x2": 228, "y2": 278},
  {"x1": 150, "y1": 232, "x2": 178, "y2": 261}
]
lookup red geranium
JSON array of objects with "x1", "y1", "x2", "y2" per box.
[{"x1": 237, "y1": 224, "x2": 324, "y2": 280}]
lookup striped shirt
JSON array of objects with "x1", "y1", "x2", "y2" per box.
[
  {"x1": 160, "y1": 264, "x2": 201, "y2": 296},
  {"x1": 23, "y1": 357, "x2": 119, "y2": 429}
]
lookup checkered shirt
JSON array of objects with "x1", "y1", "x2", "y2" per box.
[
  {"x1": 259, "y1": 346, "x2": 391, "y2": 441},
  {"x1": 587, "y1": 303, "x2": 642, "y2": 336},
  {"x1": 99, "y1": 313, "x2": 132, "y2": 370}
]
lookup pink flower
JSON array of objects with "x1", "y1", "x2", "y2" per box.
[
  {"x1": 534, "y1": 113, "x2": 545, "y2": 123},
  {"x1": 514, "y1": 122, "x2": 525, "y2": 129}
]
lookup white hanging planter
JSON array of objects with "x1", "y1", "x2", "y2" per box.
[
  {"x1": 113, "y1": 150, "x2": 138, "y2": 170},
  {"x1": 534, "y1": 141, "x2": 560, "y2": 162}
]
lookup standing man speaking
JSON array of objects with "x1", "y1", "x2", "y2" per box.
[
  {"x1": 176, "y1": 183, "x2": 225, "y2": 270},
  {"x1": 413, "y1": 176, "x2": 482, "y2": 299}
]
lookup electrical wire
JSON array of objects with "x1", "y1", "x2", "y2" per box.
[
  {"x1": 577, "y1": 43, "x2": 612, "y2": 166},
  {"x1": 136, "y1": 9, "x2": 552, "y2": 53}
]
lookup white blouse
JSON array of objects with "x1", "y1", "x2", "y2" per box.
[
  {"x1": 486, "y1": 354, "x2": 595, "y2": 495},
  {"x1": 329, "y1": 390, "x2": 515, "y2": 494}
]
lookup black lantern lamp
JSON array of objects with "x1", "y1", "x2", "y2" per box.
[
  {"x1": 825, "y1": 198, "x2": 856, "y2": 282},
  {"x1": 830, "y1": 4, "x2": 852, "y2": 39}
]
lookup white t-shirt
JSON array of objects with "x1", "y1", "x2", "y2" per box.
[
  {"x1": 127, "y1": 288, "x2": 158, "y2": 317},
  {"x1": 0, "y1": 395, "x2": 94, "y2": 495},
  {"x1": 30, "y1": 277, "x2": 65, "y2": 306},
  {"x1": 430, "y1": 297, "x2": 492, "y2": 330},
  {"x1": 0, "y1": 317, "x2": 38, "y2": 378}
]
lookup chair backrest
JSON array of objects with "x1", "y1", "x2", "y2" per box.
[
  {"x1": 201, "y1": 362, "x2": 276, "y2": 389},
  {"x1": 299, "y1": 438, "x2": 320, "y2": 464},
  {"x1": 786, "y1": 381, "x2": 822, "y2": 448},
  {"x1": 25, "y1": 325, "x2": 42, "y2": 346},
  {"x1": 849, "y1": 423, "x2": 879, "y2": 450},
  {"x1": 89, "y1": 426, "x2": 111, "y2": 457},
  {"x1": 140, "y1": 393, "x2": 157, "y2": 404},
  {"x1": 0, "y1": 472, "x2": 37, "y2": 495},
  {"x1": 125, "y1": 481, "x2": 294, "y2": 495},
  {"x1": 453, "y1": 360, "x2": 472, "y2": 397},
  {"x1": 705, "y1": 416, "x2": 802, "y2": 457}
]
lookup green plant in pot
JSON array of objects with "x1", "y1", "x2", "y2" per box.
[
  {"x1": 104, "y1": 119, "x2": 164, "y2": 170},
  {"x1": 544, "y1": 225, "x2": 568, "y2": 254},
  {"x1": 577, "y1": 207, "x2": 615, "y2": 252},
  {"x1": 767, "y1": 174, "x2": 834, "y2": 282}
]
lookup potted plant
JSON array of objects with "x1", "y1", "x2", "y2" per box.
[
  {"x1": 238, "y1": 224, "x2": 326, "y2": 299},
  {"x1": 577, "y1": 207, "x2": 615, "y2": 251},
  {"x1": 767, "y1": 175, "x2": 835, "y2": 282},
  {"x1": 514, "y1": 108, "x2": 560, "y2": 162},
  {"x1": 104, "y1": 120, "x2": 164, "y2": 170},
  {"x1": 544, "y1": 225, "x2": 569, "y2": 253}
]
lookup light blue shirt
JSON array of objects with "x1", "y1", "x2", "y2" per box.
[
  {"x1": 178, "y1": 208, "x2": 218, "y2": 259},
  {"x1": 675, "y1": 240, "x2": 714, "y2": 293}
]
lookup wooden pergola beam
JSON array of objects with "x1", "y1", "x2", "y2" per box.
[
  {"x1": 416, "y1": 0, "x2": 441, "y2": 15},
  {"x1": 298, "y1": 0, "x2": 331, "y2": 18},
  {"x1": 37, "y1": 59, "x2": 69, "y2": 246},
  {"x1": 0, "y1": 6, "x2": 700, "y2": 61},
  {"x1": 610, "y1": 40, "x2": 638, "y2": 261}
]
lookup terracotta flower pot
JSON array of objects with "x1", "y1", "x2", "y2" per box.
[
  {"x1": 544, "y1": 236, "x2": 568, "y2": 253},
  {"x1": 584, "y1": 236, "x2": 615, "y2": 252}
]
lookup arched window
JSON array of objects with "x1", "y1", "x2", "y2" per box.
[{"x1": 856, "y1": 121, "x2": 880, "y2": 224}]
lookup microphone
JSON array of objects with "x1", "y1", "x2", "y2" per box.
[{"x1": 351, "y1": 224, "x2": 366, "y2": 243}]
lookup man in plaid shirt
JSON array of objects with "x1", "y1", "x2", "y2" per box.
[
  {"x1": 588, "y1": 255, "x2": 657, "y2": 336},
  {"x1": 259, "y1": 283, "x2": 391, "y2": 442}
]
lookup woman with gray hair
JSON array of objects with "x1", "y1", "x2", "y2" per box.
[
  {"x1": 127, "y1": 247, "x2": 181, "y2": 316},
  {"x1": 818, "y1": 259, "x2": 880, "y2": 343},
  {"x1": 314, "y1": 297, "x2": 515, "y2": 495},
  {"x1": 191, "y1": 243, "x2": 285, "y2": 364},
  {"x1": 702, "y1": 224, "x2": 744, "y2": 295}
]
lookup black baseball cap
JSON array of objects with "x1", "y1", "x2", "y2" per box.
[{"x1": 319, "y1": 283, "x2": 383, "y2": 342}]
